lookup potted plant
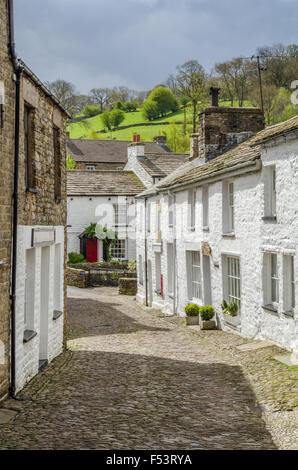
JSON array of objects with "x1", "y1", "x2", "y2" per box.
[
  {"x1": 199, "y1": 306, "x2": 216, "y2": 330},
  {"x1": 184, "y1": 304, "x2": 200, "y2": 325},
  {"x1": 221, "y1": 299, "x2": 240, "y2": 327}
]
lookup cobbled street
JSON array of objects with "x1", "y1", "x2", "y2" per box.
[{"x1": 0, "y1": 287, "x2": 297, "y2": 450}]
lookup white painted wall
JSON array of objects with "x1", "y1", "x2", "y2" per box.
[
  {"x1": 67, "y1": 195, "x2": 137, "y2": 260},
  {"x1": 136, "y1": 134, "x2": 298, "y2": 353},
  {"x1": 15, "y1": 225, "x2": 64, "y2": 392}
]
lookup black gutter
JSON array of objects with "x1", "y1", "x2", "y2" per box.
[{"x1": 8, "y1": 0, "x2": 23, "y2": 397}]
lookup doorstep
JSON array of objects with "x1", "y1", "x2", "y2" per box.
[{"x1": 236, "y1": 340, "x2": 275, "y2": 352}]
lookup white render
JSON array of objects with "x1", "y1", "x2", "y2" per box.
[
  {"x1": 124, "y1": 144, "x2": 154, "y2": 188},
  {"x1": 67, "y1": 195, "x2": 137, "y2": 260},
  {"x1": 15, "y1": 226, "x2": 65, "y2": 392},
  {"x1": 136, "y1": 133, "x2": 298, "y2": 353}
]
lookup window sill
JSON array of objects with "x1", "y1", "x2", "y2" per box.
[
  {"x1": 262, "y1": 304, "x2": 278, "y2": 313},
  {"x1": 282, "y1": 310, "x2": 294, "y2": 318},
  {"x1": 262, "y1": 216, "x2": 277, "y2": 222},
  {"x1": 222, "y1": 232, "x2": 235, "y2": 238},
  {"x1": 26, "y1": 187, "x2": 40, "y2": 195},
  {"x1": 23, "y1": 329, "x2": 37, "y2": 344},
  {"x1": 202, "y1": 226, "x2": 209, "y2": 232},
  {"x1": 53, "y1": 310, "x2": 63, "y2": 321}
]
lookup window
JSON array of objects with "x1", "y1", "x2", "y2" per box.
[
  {"x1": 138, "y1": 255, "x2": 143, "y2": 285},
  {"x1": 283, "y1": 255, "x2": 295, "y2": 314},
  {"x1": 24, "y1": 103, "x2": 35, "y2": 190},
  {"x1": 86, "y1": 165, "x2": 95, "y2": 171},
  {"x1": 167, "y1": 243, "x2": 174, "y2": 295},
  {"x1": 113, "y1": 204, "x2": 127, "y2": 226},
  {"x1": 24, "y1": 248, "x2": 36, "y2": 331},
  {"x1": 188, "y1": 251, "x2": 202, "y2": 301},
  {"x1": 155, "y1": 253, "x2": 161, "y2": 294},
  {"x1": 187, "y1": 188, "x2": 196, "y2": 230},
  {"x1": 263, "y1": 252, "x2": 279, "y2": 309},
  {"x1": 111, "y1": 239, "x2": 126, "y2": 259},
  {"x1": 224, "y1": 256, "x2": 241, "y2": 310},
  {"x1": 168, "y1": 193, "x2": 174, "y2": 227},
  {"x1": 264, "y1": 166, "x2": 276, "y2": 219},
  {"x1": 53, "y1": 244, "x2": 61, "y2": 312},
  {"x1": 223, "y1": 181, "x2": 234, "y2": 234},
  {"x1": 53, "y1": 126, "x2": 62, "y2": 199},
  {"x1": 202, "y1": 185, "x2": 209, "y2": 228}
]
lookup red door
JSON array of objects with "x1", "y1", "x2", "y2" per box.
[{"x1": 86, "y1": 239, "x2": 98, "y2": 262}]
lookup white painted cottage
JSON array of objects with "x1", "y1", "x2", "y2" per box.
[{"x1": 135, "y1": 101, "x2": 298, "y2": 354}]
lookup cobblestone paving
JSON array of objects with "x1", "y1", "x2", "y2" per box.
[{"x1": 0, "y1": 287, "x2": 297, "y2": 450}]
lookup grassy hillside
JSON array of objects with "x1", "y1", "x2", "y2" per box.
[{"x1": 67, "y1": 101, "x2": 253, "y2": 141}]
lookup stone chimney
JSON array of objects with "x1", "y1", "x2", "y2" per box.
[
  {"x1": 189, "y1": 87, "x2": 265, "y2": 162},
  {"x1": 127, "y1": 142, "x2": 145, "y2": 161}
]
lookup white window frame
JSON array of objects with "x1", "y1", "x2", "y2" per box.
[
  {"x1": 187, "y1": 188, "x2": 196, "y2": 231},
  {"x1": 187, "y1": 251, "x2": 203, "y2": 302},
  {"x1": 110, "y1": 239, "x2": 126, "y2": 259},
  {"x1": 264, "y1": 165, "x2": 276, "y2": 218},
  {"x1": 283, "y1": 255, "x2": 295, "y2": 314},
  {"x1": 168, "y1": 193, "x2": 174, "y2": 227},
  {"x1": 113, "y1": 203, "x2": 127, "y2": 227},
  {"x1": 223, "y1": 255, "x2": 241, "y2": 311},
  {"x1": 222, "y1": 180, "x2": 235, "y2": 234},
  {"x1": 202, "y1": 185, "x2": 209, "y2": 229},
  {"x1": 263, "y1": 252, "x2": 279, "y2": 309}
]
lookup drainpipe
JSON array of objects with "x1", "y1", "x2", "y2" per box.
[
  {"x1": 144, "y1": 198, "x2": 148, "y2": 306},
  {"x1": 172, "y1": 193, "x2": 177, "y2": 315},
  {"x1": 8, "y1": 0, "x2": 23, "y2": 397}
]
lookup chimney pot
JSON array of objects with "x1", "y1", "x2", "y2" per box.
[
  {"x1": 210, "y1": 87, "x2": 220, "y2": 107},
  {"x1": 133, "y1": 134, "x2": 141, "y2": 143}
]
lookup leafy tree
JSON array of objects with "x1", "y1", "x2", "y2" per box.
[
  {"x1": 142, "y1": 99, "x2": 159, "y2": 121},
  {"x1": 249, "y1": 84, "x2": 279, "y2": 125},
  {"x1": 82, "y1": 105, "x2": 101, "y2": 118},
  {"x1": 45, "y1": 79, "x2": 80, "y2": 115},
  {"x1": 175, "y1": 61, "x2": 207, "y2": 132},
  {"x1": 163, "y1": 123, "x2": 190, "y2": 153},
  {"x1": 215, "y1": 58, "x2": 254, "y2": 107},
  {"x1": 110, "y1": 109, "x2": 125, "y2": 128},
  {"x1": 148, "y1": 86, "x2": 177, "y2": 117},
  {"x1": 114, "y1": 101, "x2": 124, "y2": 110},
  {"x1": 101, "y1": 110, "x2": 113, "y2": 131},
  {"x1": 124, "y1": 100, "x2": 138, "y2": 112},
  {"x1": 66, "y1": 154, "x2": 76, "y2": 170}
]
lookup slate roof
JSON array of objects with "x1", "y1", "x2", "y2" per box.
[
  {"x1": 67, "y1": 139, "x2": 170, "y2": 163},
  {"x1": 138, "y1": 153, "x2": 188, "y2": 177},
  {"x1": 137, "y1": 115, "x2": 298, "y2": 197},
  {"x1": 67, "y1": 170, "x2": 146, "y2": 196},
  {"x1": 251, "y1": 114, "x2": 298, "y2": 145}
]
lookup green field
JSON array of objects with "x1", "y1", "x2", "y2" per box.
[{"x1": 67, "y1": 101, "x2": 253, "y2": 141}]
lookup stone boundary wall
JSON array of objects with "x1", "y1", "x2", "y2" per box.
[
  {"x1": 66, "y1": 266, "x2": 137, "y2": 288},
  {"x1": 119, "y1": 278, "x2": 137, "y2": 296},
  {"x1": 66, "y1": 268, "x2": 89, "y2": 288}
]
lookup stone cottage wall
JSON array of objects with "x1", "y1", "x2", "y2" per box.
[{"x1": 0, "y1": 0, "x2": 16, "y2": 401}]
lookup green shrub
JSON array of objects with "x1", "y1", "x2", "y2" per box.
[
  {"x1": 221, "y1": 299, "x2": 239, "y2": 317},
  {"x1": 184, "y1": 304, "x2": 200, "y2": 317},
  {"x1": 68, "y1": 252, "x2": 86, "y2": 264},
  {"x1": 200, "y1": 305, "x2": 215, "y2": 321},
  {"x1": 82, "y1": 105, "x2": 101, "y2": 117},
  {"x1": 128, "y1": 259, "x2": 136, "y2": 272}
]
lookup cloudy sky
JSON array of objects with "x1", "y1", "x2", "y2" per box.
[{"x1": 14, "y1": 0, "x2": 298, "y2": 94}]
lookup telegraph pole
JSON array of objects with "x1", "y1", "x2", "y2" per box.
[{"x1": 256, "y1": 55, "x2": 265, "y2": 115}]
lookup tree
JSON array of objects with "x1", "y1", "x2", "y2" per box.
[
  {"x1": 249, "y1": 84, "x2": 279, "y2": 125},
  {"x1": 45, "y1": 79, "x2": 80, "y2": 115},
  {"x1": 215, "y1": 58, "x2": 254, "y2": 107},
  {"x1": 175, "y1": 61, "x2": 207, "y2": 132},
  {"x1": 101, "y1": 111, "x2": 113, "y2": 131},
  {"x1": 164, "y1": 124, "x2": 190, "y2": 153},
  {"x1": 90, "y1": 88, "x2": 112, "y2": 112},
  {"x1": 142, "y1": 100, "x2": 159, "y2": 121},
  {"x1": 114, "y1": 101, "x2": 124, "y2": 110},
  {"x1": 148, "y1": 86, "x2": 177, "y2": 117},
  {"x1": 110, "y1": 109, "x2": 125, "y2": 128},
  {"x1": 82, "y1": 105, "x2": 101, "y2": 118}
]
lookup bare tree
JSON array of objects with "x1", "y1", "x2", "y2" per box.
[
  {"x1": 45, "y1": 80, "x2": 80, "y2": 115},
  {"x1": 175, "y1": 60, "x2": 206, "y2": 133},
  {"x1": 90, "y1": 88, "x2": 112, "y2": 112}
]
